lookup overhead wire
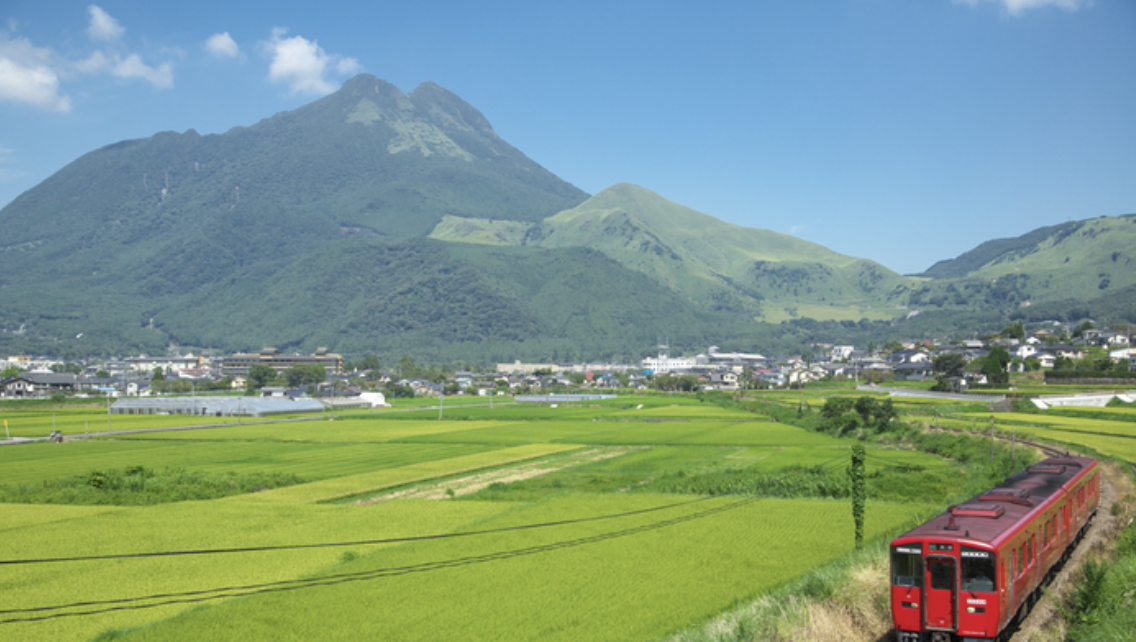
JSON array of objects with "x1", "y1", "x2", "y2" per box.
[
  {"x1": 0, "y1": 493, "x2": 758, "y2": 624},
  {"x1": 0, "y1": 456, "x2": 849, "y2": 625}
]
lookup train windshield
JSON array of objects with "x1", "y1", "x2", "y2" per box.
[
  {"x1": 891, "y1": 545, "x2": 923, "y2": 588},
  {"x1": 960, "y1": 546, "x2": 996, "y2": 593}
]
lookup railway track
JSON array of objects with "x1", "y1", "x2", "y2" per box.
[
  {"x1": 924, "y1": 420, "x2": 1118, "y2": 642},
  {"x1": 926, "y1": 422, "x2": 1070, "y2": 458}
]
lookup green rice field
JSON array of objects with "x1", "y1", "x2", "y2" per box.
[
  {"x1": 0, "y1": 394, "x2": 954, "y2": 642},
  {"x1": 948, "y1": 411, "x2": 1136, "y2": 463}
]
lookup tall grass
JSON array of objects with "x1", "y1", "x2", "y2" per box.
[{"x1": 0, "y1": 466, "x2": 305, "y2": 505}]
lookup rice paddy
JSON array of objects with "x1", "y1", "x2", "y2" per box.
[{"x1": 0, "y1": 393, "x2": 955, "y2": 641}]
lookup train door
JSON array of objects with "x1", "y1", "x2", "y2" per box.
[{"x1": 924, "y1": 555, "x2": 957, "y2": 633}]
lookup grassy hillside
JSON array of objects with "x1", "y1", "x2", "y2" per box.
[
  {"x1": 899, "y1": 215, "x2": 1136, "y2": 315},
  {"x1": 431, "y1": 183, "x2": 917, "y2": 322}
]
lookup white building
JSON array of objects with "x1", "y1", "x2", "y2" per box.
[
  {"x1": 831, "y1": 345, "x2": 855, "y2": 361},
  {"x1": 125, "y1": 354, "x2": 204, "y2": 374},
  {"x1": 642, "y1": 355, "x2": 696, "y2": 374}
]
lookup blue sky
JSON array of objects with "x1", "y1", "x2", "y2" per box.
[{"x1": 1, "y1": 0, "x2": 1133, "y2": 274}]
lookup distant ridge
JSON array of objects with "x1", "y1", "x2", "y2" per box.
[
  {"x1": 431, "y1": 183, "x2": 914, "y2": 322},
  {"x1": 918, "y1": 219, "x2": 1088, "y2": 278},
  {"x1": 0, "y1": 74, "x2": 1132, "y2": 360}
]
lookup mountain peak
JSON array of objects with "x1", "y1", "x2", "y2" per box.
[{"x1": 409, "y1": 81, "x2": 495, "y2": 136}]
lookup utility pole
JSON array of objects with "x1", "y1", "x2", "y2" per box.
[
  {"x1": 1011, "y1": 424, "x2": 1016, "y2": 473},
  {"x1": 850, "y1": 445, "x2": 866, "y2": 549},
  {"x1": 990, "y1": 417, "x2": 995, "y2": 465}
]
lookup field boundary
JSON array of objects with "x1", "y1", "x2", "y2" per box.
[{"x1": 232, "y1": 443, "x2": 583, "y2": 504}]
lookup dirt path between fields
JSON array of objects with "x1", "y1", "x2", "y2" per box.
[
  {"x1": 1006, "y1": 460, "x2": 1134, "y2": 642},
  {"x1": 354, "y1": 446, "x2": 644, "y2": 505}
]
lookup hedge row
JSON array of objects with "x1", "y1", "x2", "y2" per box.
[{"x1": 1044, "y1": 369, "x2": 1136, "y2": 382}]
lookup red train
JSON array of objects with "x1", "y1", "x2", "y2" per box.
[{"x1": 890, "y1": 456, "x2": 1099, "y2": 642}]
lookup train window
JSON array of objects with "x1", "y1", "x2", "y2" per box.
[
  {"x1": 961, "y1": 547, "x2": 996, "y2": 592},
  {"x1": 929, "y1": 559, "x2": 954, "y2": 591},
  {"x1": 891, "y1": 546, "x2": 923, "y2": 588}
]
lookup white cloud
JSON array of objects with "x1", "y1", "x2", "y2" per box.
[
  {"x1": 87, "y1": 5, "x2": 125, "y2": 42},
  {"x1": 206, "y1": 32, "x2": 239, "y2": 59},
  {"x1": 264, "y1": 28, "x2": 361, "y2": 95},
  {"x1": 112, "y1": 53, "x2": 173, "y2": 88},
  {"x1": 0, "y1": 37, "x2": 72, "y2": 112},
  {"x1": 74, "y1": 49, "x2": 109, "y2": 73},
  {"x1": 955, "y1": 0, "x2": 1092, "y2": 16},
  {"x1": 0, "y1": 6, "x2": 176, "y2": 113},
  {"x1": 336, "y1": 57, "x2": 362, "y2": 75}
]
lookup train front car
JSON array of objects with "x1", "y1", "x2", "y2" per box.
[
  {"x1": 890, "y1": 456, "x2": 1098, "y2": 642},
  {"x1": 891, "y1": 536, "x2": 999, "y2": 642}
]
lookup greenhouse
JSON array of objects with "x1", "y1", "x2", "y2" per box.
[{"x1": 110, "y1": 397, "x2": 326, "y2": 417}]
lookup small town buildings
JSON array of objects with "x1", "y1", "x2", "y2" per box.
[
  {"x1": 894, "y1": 362, "x2": 933, "y2": 381},
  {"x1": 124, "y1": 354, "x2": 205, "y2": 374},
  {"x1": 496, "y1": 361, "x2": 562, "y2": 374},
  {"x1": 640, "y1": 355, "x2": 696, "y2": 373},
  {"x1": 830, "y1": 345, "x2": 855, "y2": 361}
]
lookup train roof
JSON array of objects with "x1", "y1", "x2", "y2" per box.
[{"x1": 893, "y1": 456, "x2": 1096, "y2": 548}]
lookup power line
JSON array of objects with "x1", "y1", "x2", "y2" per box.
[{"x1": 1, "y1": 495, "x2": 759, "y2": 624}]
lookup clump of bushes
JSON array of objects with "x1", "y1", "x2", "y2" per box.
[{"x1": 0, "y1": 466, "x2": 306, "y2": 505}]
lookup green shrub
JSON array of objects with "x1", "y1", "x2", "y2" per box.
[
  {"x1": 1067, "y1": 559, "x2": 1108, "y2": 626},
  {"x1": 0, "y1": 466, "x2": 306, "y2": 505},
  {"x1": 1116, "y1": 522, "x2": 1136, "y2": 558}
]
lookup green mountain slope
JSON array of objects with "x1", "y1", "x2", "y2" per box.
[
  {"x1": 0, "y1": 74, "x2": 587, "y2": 259},
  {"x1": 0, "y1": 75, "x2": 796, "y2": 361},
  {"x1": 903, "y1": 214, "x2": 1136, "y2": 311},
  {"x1": 919, "y1": 219, "x2": 1089, "y2": 279},
  {"x1": 0, "y1": 238, "x2": 794, "y2": 362},
  {"x1": 431, "y1": 183, "x2": 917, "y2": 321}
]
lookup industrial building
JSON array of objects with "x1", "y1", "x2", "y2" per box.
[{"x1": 219, "y1": 347, "x2": 344, "y2": 378}]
